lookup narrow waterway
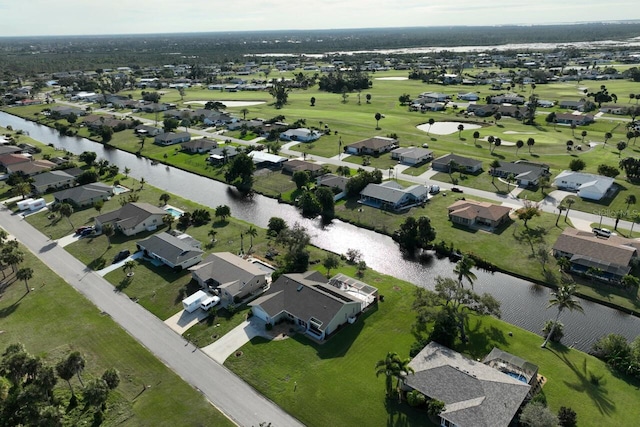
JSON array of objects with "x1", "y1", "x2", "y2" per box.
[{"x1": 2, "y1": 111, "x2": 639, "y2": 351}]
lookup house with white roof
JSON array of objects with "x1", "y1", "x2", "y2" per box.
[
  {"x1": 359, "y1": 181, "x2": 428, "y2": 211},
  {"x1": 553, "y1": 171, "x2": 615, "y2": 200},
  {"x1": 279, "y1": 128, "x2": 321, "y2": 142}
]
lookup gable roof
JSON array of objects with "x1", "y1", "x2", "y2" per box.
[
  {"x1": 391, "y1": 146, "x2": 433, "y2": 160},
  {"x1": 406, "y1": 342, "x2": 530, "y2": 427},
  {"x1": 317, "y1": 174, "x2": 349, "y2": 191},
  {"x1": 181, "y1": 138, "x2": 218, "y2": 151},
  {"x1": 432, "y1": 153, "x2": 482, "y2": 169},
  {"x1": 360, "y1": 181, "x2": 427, "y2": 204},
  {"x1": 250, "y1": 271, "x2": 359, "y2": 329},
  {"x1": 283, "y1": 159, "x2": 324, "y2": 172},
  {"x1": 32, "y1": 170, "x2": 75, "y2": 188},
  {"x1": 554, "y1": 171, "x2": 614, "y2": 191},
  {"x1": 137, "y1": 232, "x2": 203, "y2": 265},
  {"x1": 0, "y1": 145, "x2": 22, "y2": 156},
  {"x1": 448, "y1": 200, "x2": 512, "y2": 221},
  {"x1": 95, "y1": 202, "x2": 166, "y2": 230},
  {"x1": 9, "y1": 159, "x2": 56, "y2": 175},
  {"x1": 345, "y1": 136, "x2": 397, "y2": 150},
  {"x1": 190, "y1": 252, "x2": 265, "y2": 294},
  {"x1": 0, "y1": 153, "x2": 30, "y2": 166},
  {"x1": 492, "y1": 161, "x2": 549, "y2": 181},
  {"x1": 53, "y1": 182, "x2": 113, "y2": 204}
]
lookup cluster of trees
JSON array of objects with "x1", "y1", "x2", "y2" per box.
[
  {"x1": 318, "y1": 70, "x2": 371, "y2": 93},
  {"x1": 224, "y1": 153, "x2": 255, "y2": 194},
  {"x1": 619, "y1": 157, "x2": 640, "y2": 181},
  {"x1": 393, "y1": 216, "x2": 437, "y2": 256},
  {"x1": 345, "y1": 169, "x2": 383, "y2": 197},
  {"x1": 591, "y1": 333, "x2": 640, "y2": 379},
  {"x1": 519, "y1": 400, "x2": 578, "y2": 427},
  {"x1": 177, "y1": 209, "x2": 211, "y2": 229},
  {"x1": 0, "y1": 343, "x2": 120, "y2": 426}
]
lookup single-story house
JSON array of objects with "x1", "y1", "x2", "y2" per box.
[
  {"x1": 447, "y1": 200, "x2": 512, "y2": 230},
  {"x1": 489, "y1": 161, "x2": 550, "y2": 187},
  {"x1": 248, "y1": 150, "x2": 288, "y2": 168},
  {"x1": 136, "y1": 232, "x2": 204, "y2": 270},
  {"x1": 553, "y1": 228, "x2": 640, "y2": 282},
  {"x1": 0, "y1": 153, "x2": 31, "y2": 171},
  {"x1": 207, "y1": 146, "x2": 240, "y2": 165},
  {"x1": 403, "y1": 342, "x2": 532, "y2": 427},
  {"x1": 154, "y1": 131, "x2": 191, "y2": 146},
  {"x1": 418, "y1": 92, "x2": 451, "y2": 102},
  {"x1": 0, "y1": 145, "x2": 23, "y2": 156},
  {"x1": 599, "y1": 104, "x2": 626, "y2": 115},
  {"x1": 279, "y1": 128, "x2": 321, "y2": 142},
  {"x1": 95, "y1": 202, "x2": 167, "y2": 236},
  {"x1": 466, "y1": 104, "x2": 499, "y2": 117},
  {"x1": 559, "y1": 100, "x2": 586, "y2": 111},
  {"x1": 490, "y1": 93, "x2": 526, "y2": 104},
  {"x1": 190, "y1": 252, "x2": 267, "y2": 305},
  {"x1": 282, "y1": 159, "x2": 325, "y2": 177},
  {"x1": 554, "y1": 113, "x2": 595, "y2": 126},
  {"x1": 7, "y1": 159, "x2": 56, "y2": 176},
  {"x1": 134, "y1": 124, "x2": 162, "y2": 137},
  {"x1": 31, "y1": 170, "x2": 76, "y2": 194},
  {"x1": 457, "y1": 92, "x2": 479, "y2": 101},
  {"x1": 359, "y1": 181, "x2": 428, "y2": 211},
  {"x1": 181, "y1": 138, "x2": 218, "y2": 153},
  {"x1": 249, "y1": 271, "x2": 377, "y2": 340},
  {"x1": 432, "y1": 154, "x2": 482, "y2": 174},
  {"x1": 344, "y1": 136, "x2": 398, "y2": 155},
  {"x1": 52, "y1": 182, "x2": 113, "y2": 207},
  {"x1": 391, "y1": 147, "x2": 433, "y2": 165},
  {"x1": 553, "y1": 170, "x2": 615, "y2": 200},
  {"x1": 410, "y1": 101, "x2": 446, "y2": 112},
  {"x1": 316, "y1": 174, "x2": 349, "y2": 201},
  {"x1": 50, "y1": 105, "x2": 85, "y2": 118}
]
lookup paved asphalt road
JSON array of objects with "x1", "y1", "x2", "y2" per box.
[{"x1": 0, "y1": 205, "x2": 304, "y2": 427}]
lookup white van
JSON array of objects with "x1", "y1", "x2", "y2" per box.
[{"x1": 200, "y1": 295, "x2": 221, "y2": 311}]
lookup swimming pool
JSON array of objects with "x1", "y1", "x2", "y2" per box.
[
  {"x1": 252, "y1": 260, "x2": 275, "y2": 274},
  {"x1": 164, "y1": 207, "x2": 184, "y2": 218},
  {"x1": 505, "y1": 371, "x2": 528, "y2": 383},
  {"x1": 112, "y1": 185, "x2": 130, "y2": 195}
]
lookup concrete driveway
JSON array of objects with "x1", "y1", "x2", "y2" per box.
[
  {"x1": 165, "y1": 308, "x2": 210, "y2": 335},
  {"x1": 202, "y1": 318, "x2": 267, "y2": 364}
]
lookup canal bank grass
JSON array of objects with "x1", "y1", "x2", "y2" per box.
[
  {"x1": 225, "y1": 266, "x2": 640, "y2": 427},
  {"x1": 0, "y1": 248, "x2": 233, "y2": 427}
]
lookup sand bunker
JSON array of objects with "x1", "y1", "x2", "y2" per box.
[
  {"x1": 417, "y1": 121, "x2": 481, "y2": 135},
  {"x1": 184, "y1": 100, "x2": 265, "y2": 107},
  {"x1": 374, "y1": 77, "x2": 409, "y2": 81},
  {"x1": 504, "y1": 131, "x2": 536, "y2": 135}
]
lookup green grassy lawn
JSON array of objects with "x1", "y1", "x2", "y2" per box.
[
  {"x1": 225, "y1": 265, "x2": 640, "y2": 427},
  {"x1": 0, "y1": 249, "x2": 232, "y2": 426}
]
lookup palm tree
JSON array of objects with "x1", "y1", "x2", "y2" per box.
[
  {"x1": 102, "y1": 223, "x2": 114, "y2": 248},
  {"x1": 617, "y1": 141, "x2": 627, "y2": 158},
  {"x1": 457, "y1": 124, "x2": 464, "y2": 138},
  {"x1": 581, "y1": 130, "x2": 587, "y2": 144},
  {"x1": 516, "y1": 139, "x2": 524, "y2": 155},
  {"x1": 240, "y1": 108, "x2": 249, "y2": 120},
  {"x1": 625, "y1": 194, "x2": 636, "y2": 214},
  {"x1": 454, "y1": 256, "x2": 477, "y2": 288},
  {"x1": 375, "y1": 352, "x2": 414, "y2": 398},
  {"x1": 12, "y1": 182, "x2": 31, "y2": 200},
  {"x1": 162, "y1": 214, "x2": 176, "y2": 230},
  {"x1": 208, "y1": 228, "x2": 218, "y2": 244},
  {"x1": 427, "y1": 118, "x2": 435, "y2": 135},
  {"x1": 59, "y1": 203, "x2": 74, "y2": 228},
  {"x1": 123, "y1": 260, "x2": 137, "y2": 277},
  {"x1": 506, "y1": 173, "x2": 516, "y2": 195},
  {"x1": 541, "y1": 284, "x2": 584, "y2": 348},
  {"x1": 447, "y1": 160, "x2": 458, "y2": 183},
  {"x1": 564, "y1": 197, "x2": 575, "y2": 220},
  {"x1": 140, "y1": 177, "x2": 146, "y2": 189},
  {"x1": 487, "y1": 135, "x2": 495, "y2": 150},
  {"x1": 604, "y1": 132, "x2": 612, "y2": 145},
  {"x1": 556, "y1": 205, "x2": 566, "y2": 226},
  {"x1": 159, "y1": 193, "x2": 171, "y2": 205},
  {"x1": 374, "y1": 112, "x2": 383, "y2": 129},
  {"x1": 527, "y1": 137, "x2": 535, "y2": 154},
  {"x1": 489, "y1": 160, "x2": 501, "y2": 184},
  {"x1": 473, "y1": 130, "x2": 480, "y2": 144},
  {"x1": 630, "y1": 212, "x2": 640, "y2": 236},
  {"x1": 16, "y1": 267, "x2": 33, "y2": 293},
  {"x1": 66, "y1": 351, "x2": 86, "y2": 387},
  {"x1": 246, "y1": 226, "x2": 258, "y2": 251}
]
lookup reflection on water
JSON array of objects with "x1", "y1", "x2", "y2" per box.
[{"x1": 1, "y1": 111, "x2": 639, "y2": 351}]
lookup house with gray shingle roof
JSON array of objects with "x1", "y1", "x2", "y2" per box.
[
  {"x1": 95, "y1": 202, "x2": 166, "y2": 236},
  {"x1": 489, "y1": 161, "x2": 550, "y2": 187},
  {"x1": 136, "y1": 232, "x2": 203, "y2": 270},
  {"x1": 359, "y1": 181, "x2": 428, "y2": 211},
  {"x1": 154, "y1": 131, "x2": 191, "y2": 146},
  {"x1": 31, "y1": 170, "x2": 76, "y2": 193},
  {"x1": 552, "y1": 228, "x2": 640, "y2": 282},
  {"x1": 181, "y1": 138, "x2": 218, "y2": 153},
  {"x1": 190, "y1": 252, "x2": 267, "y2": 305},
  {"x1": 432, "y1": 154, "x2": 482, "y2": 174},
  {"x1": 52, "y1": 182, "x2": 113, "y2": 207},
  {"x1": 249, "y1": 271, "x2": 376, "y2": 340},
  {"x1": 404, "y1": 342, "x2": 531, "y2": 427},
  {"x1": 391, "y1": 146, "x2": 433, "y2": 165}
]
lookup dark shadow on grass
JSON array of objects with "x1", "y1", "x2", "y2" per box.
[
  {"x1": 463, "y1": 318, "x2": 507, "y2": 360},
  {"x1": 288, "y1": 303, "x2": 379, "y2": 359},
  {"x1": 88, "y1": 257, "x2": 107, "y2": 271},
  {"x1": 546, "y1": 346, "x2": 616, "y2": 416}
]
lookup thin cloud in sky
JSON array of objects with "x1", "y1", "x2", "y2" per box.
[{"x1": 0, "y1": 0, "x2": 637, "y2": 36}]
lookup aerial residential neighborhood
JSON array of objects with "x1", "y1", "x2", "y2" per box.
[{"x1": 1, "y1": 17, "x2": 640, "y2": 427}]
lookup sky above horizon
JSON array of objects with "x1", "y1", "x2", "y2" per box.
[{"x1": 0, "y1": 0, "x2": 637, "y2": 37}]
